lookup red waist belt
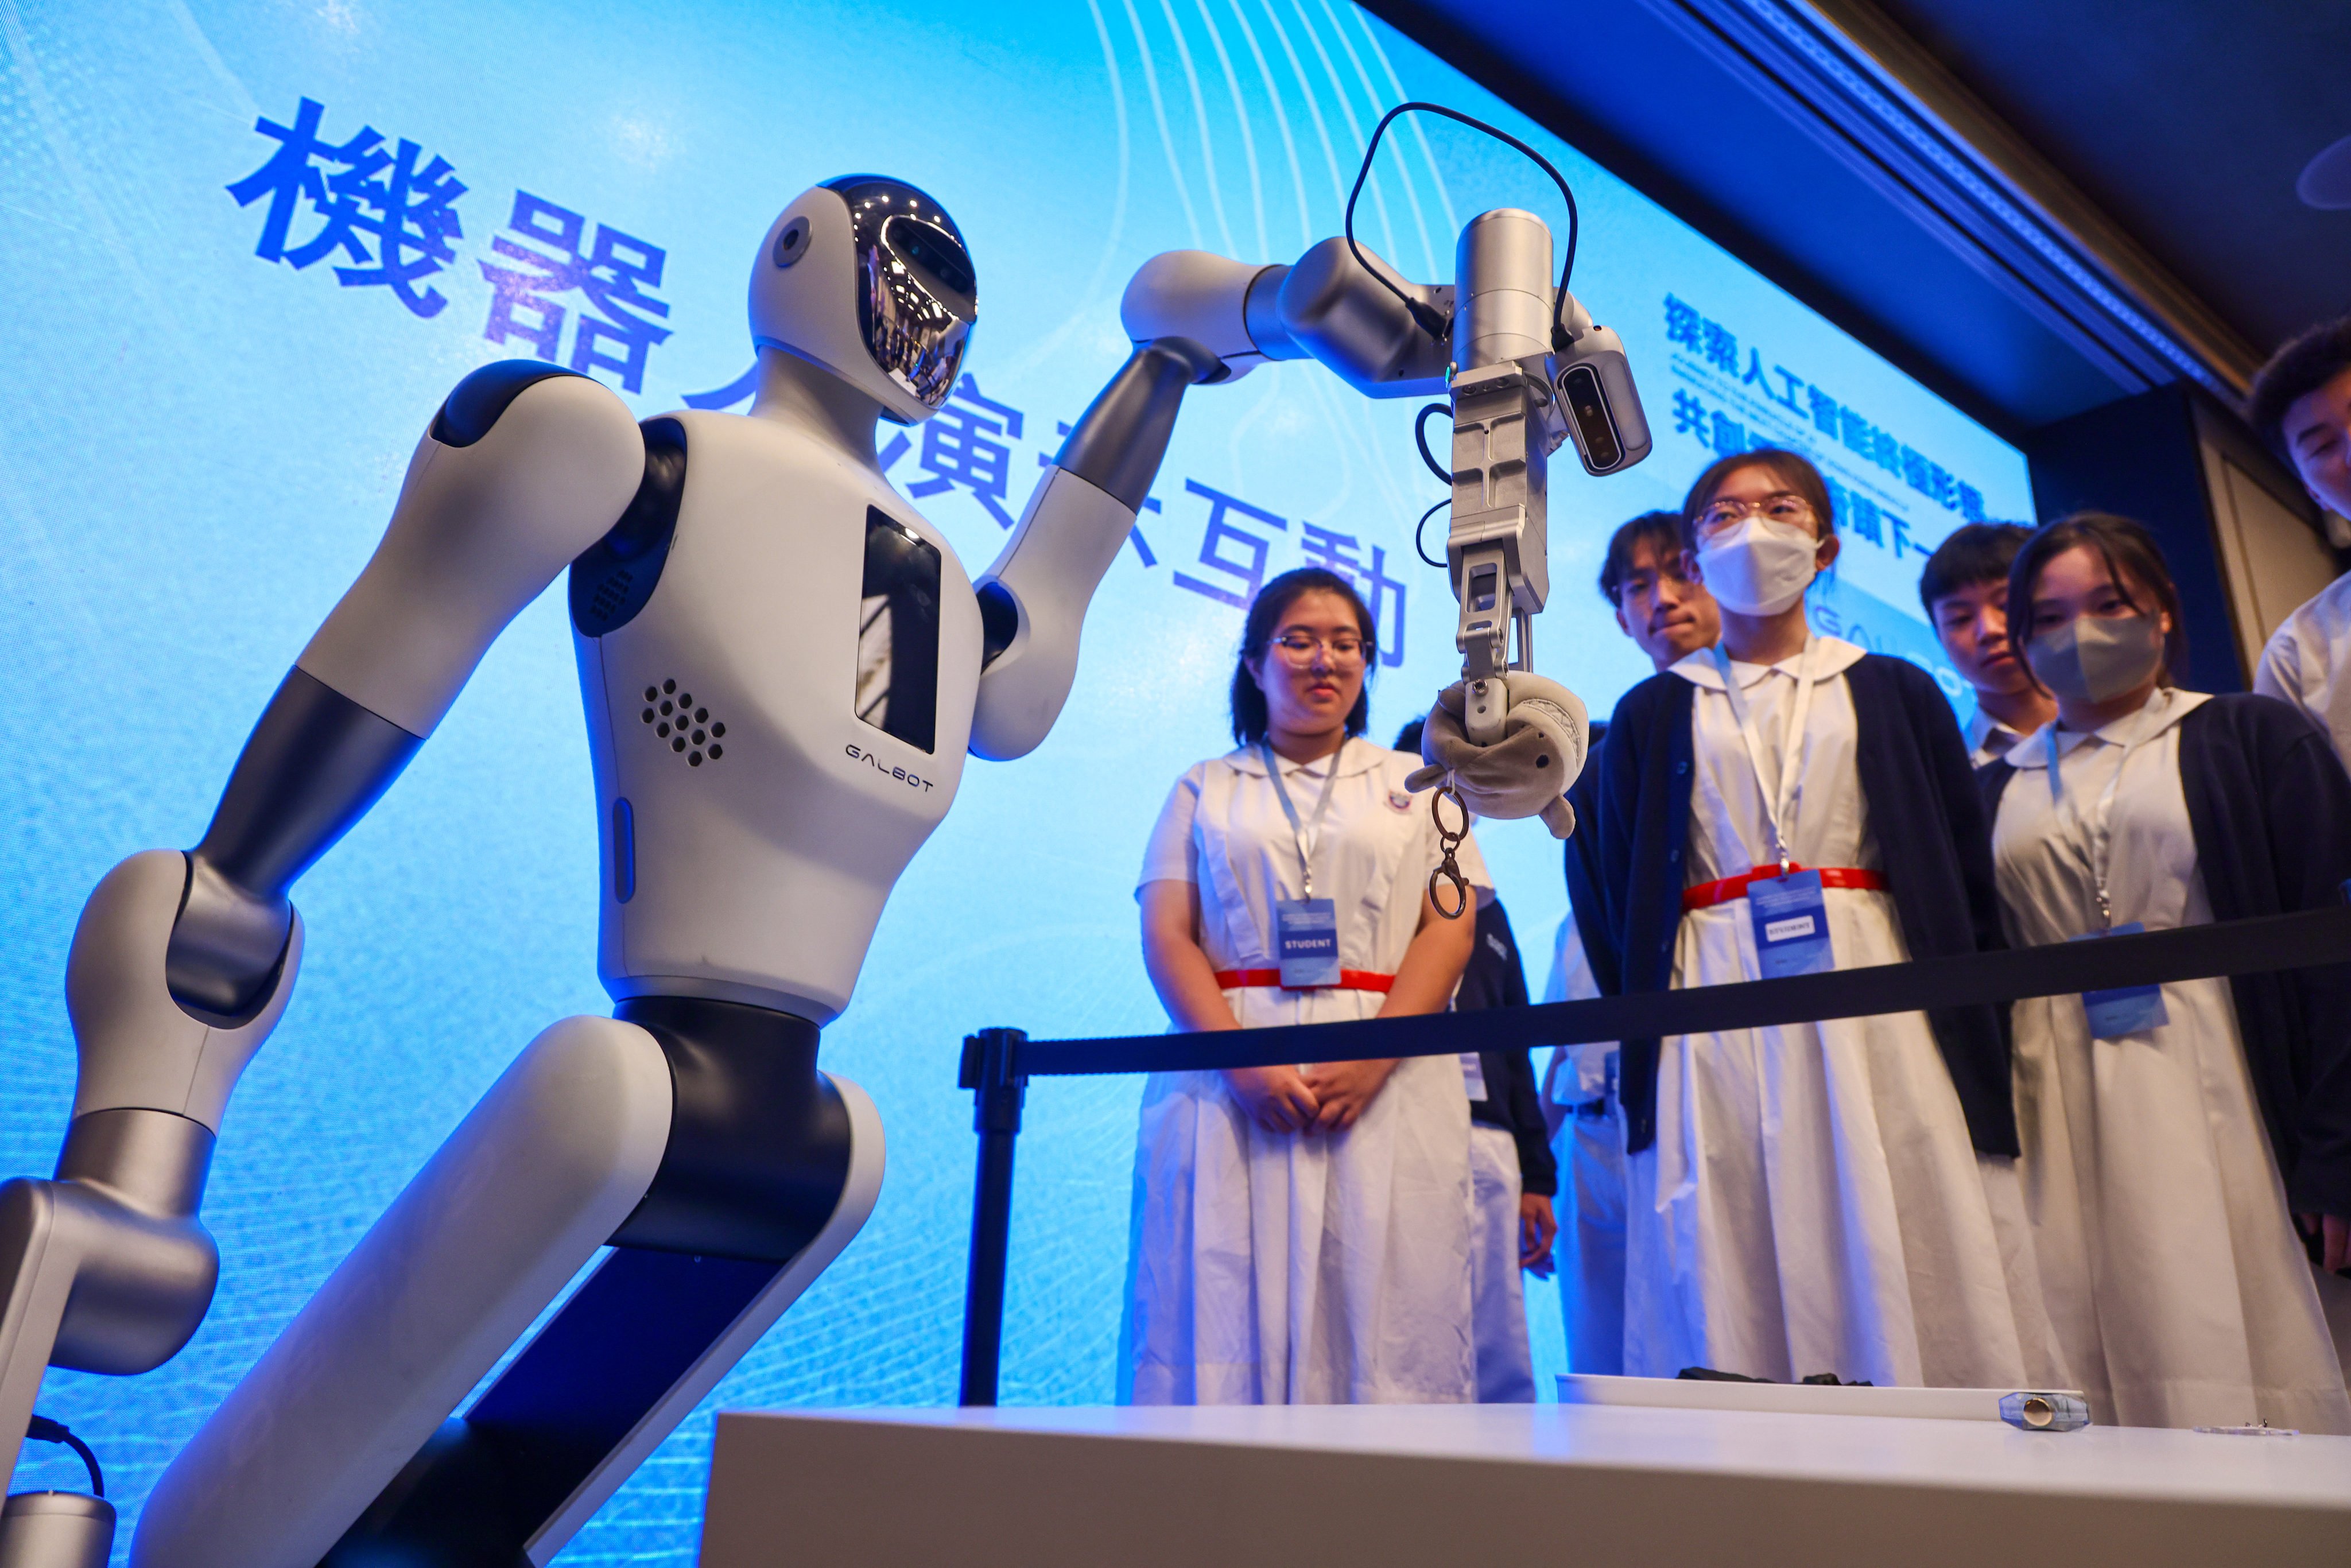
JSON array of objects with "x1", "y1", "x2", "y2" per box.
[
  {"x1": 1215, "y1": 968, "x2": 1395, "y2": 993},
  {"x1": 1681, "y1": 864, "x2": 1887, "y2": 913}
]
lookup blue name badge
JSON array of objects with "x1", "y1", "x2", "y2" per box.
[
  {"x1": 1749, "y1": 870, "x2": 1834, "y2": 979},
  {"x1": 2073, "y1": 922, "x2": 2170, "y2": 1039},
  {"x1": 1274, "y1": 897, "x2": 1341, "y2": 989}
]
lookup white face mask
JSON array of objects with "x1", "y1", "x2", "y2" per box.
[
  {"x1": 1695, "y1": 516, "x2": 1820, "y2": 617},
  {"x1": 2024, "y1": 612, "x2": 2165, "y2": 707}
]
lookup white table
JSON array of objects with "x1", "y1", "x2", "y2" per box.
[{"x1": 697, "y1": 1400, "x2": 2351, "y2": 1566}]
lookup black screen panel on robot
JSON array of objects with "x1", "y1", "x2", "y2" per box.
[{"x1": 855, "y1": 506, "x2": 942, "y2": 755}]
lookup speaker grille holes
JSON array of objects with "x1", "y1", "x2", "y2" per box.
[{"x1": 644, "y1": 678, "x2": 725, "y2": 767}]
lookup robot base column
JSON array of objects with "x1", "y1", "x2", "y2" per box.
[{"x1": 0, "y1": 1492, "x2": 115, "y2": 1568}]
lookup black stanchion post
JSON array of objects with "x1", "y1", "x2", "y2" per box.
[{"x1": 958, "y1": 1026, "x2": 1027, "y2": 1407}]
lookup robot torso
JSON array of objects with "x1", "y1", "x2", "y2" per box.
[{"x1": 573, "y1": 407, "x2": 980, "y2": 1024}]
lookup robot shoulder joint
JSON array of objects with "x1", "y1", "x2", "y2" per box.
[{"x1": 430, "y1": 361, "x2": 591, "y2": 447}]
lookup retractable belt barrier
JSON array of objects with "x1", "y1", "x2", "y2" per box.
[
  {"x1": 953, "y1": 902, "x2": 2351, "y2": 1404},
  {"x1": 1016, "y1": 903, "x2": 2351, "y2": 1077}
]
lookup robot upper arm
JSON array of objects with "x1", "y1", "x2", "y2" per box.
[
  {"x1": 296, "y1": 363, "x2": 646, "y2": 738},
  {"x1": 968, "y1": 337, "x2": 1221, "y2": 761}
]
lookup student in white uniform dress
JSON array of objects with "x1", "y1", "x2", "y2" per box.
[
  {"x1": 1983, "y1": 514, "x2": 2351, "y2": 1432},
  {"x1": 1126, "y1": 568, "x2": 1487, "y2": 1404},
  {"x1": 1592, "y1": 450, "x2": 2064, "y2": 1390},
  {"x1": 2248, "y1": 316, "x2": 2351, "y2": 777},
  {"x1": 1540, "y1": 511, "x2": 1722, "y2": 1374}
]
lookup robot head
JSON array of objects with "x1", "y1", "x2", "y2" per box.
[{"x1": 749, "y1": 176, "x2": 976, "y2": 426}]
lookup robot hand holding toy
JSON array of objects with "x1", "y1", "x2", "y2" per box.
[{"x1": 0, "y1": 104, "x2": 1646, "y2": 1568}]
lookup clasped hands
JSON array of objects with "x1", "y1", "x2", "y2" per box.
[{"x1": 1223, "y1": 1060, "x2": 1396, "y2": 1134}]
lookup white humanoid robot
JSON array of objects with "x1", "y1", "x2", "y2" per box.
[
  {"x1": 2, "y1": 141, "x2": 1651, "y2": 1568},
  {"x1": 0, "y1": 174, "x2": 1243, "y2": 1568}
]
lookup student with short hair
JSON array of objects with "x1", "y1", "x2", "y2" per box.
[
  {"x1": 1919, "y1": 522, "x2": 2055, "y2": 767},
  {"x1": 1541, "y1": 510, "x2": 1720, "y2": 1376},
  {"x1": 1983, "y1": 512, "x2": 2351, "y2": 1431},
  {"x1": 1589, "y1": 449, "x2": 2063, "y2": 1389},
  {"x1": 2249, "y1": 315, "x2": 2351, "y2": 773}
]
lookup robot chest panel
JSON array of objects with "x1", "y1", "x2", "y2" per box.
[{"x1": 595, "y1": 416, "x2": 980, "y2": 832}]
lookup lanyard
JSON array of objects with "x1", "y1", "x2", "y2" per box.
[
  {"x1": 1710, "y1": 638, "x2": 1821, "y2": 873},
  {"x1": 1260, "y1": 740, "x2": 1345, "y2": 900},
  {"x1": 2046, "y1": 705, "x2": 2148, "y2": 933}
]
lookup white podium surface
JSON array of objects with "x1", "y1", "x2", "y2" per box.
[{"x1": 697, "y1": 1401, "x2": 2351, "y2": 1567}]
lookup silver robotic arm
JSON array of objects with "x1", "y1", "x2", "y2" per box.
[
  {"x1": 0, "y1": 364, "x2": 643, "y2": 1517},
  {"x1": 1106, "y1": 195, "x2": 1654, "y2": 837}
]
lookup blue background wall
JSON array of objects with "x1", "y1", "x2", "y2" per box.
[{"x1": 0, "y1": 1, "x2": 2030, "y2": 1559}]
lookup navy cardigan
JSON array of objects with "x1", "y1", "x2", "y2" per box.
[
  {"x1": 1590, "y1": 654, "x2": 2016, "y2": 1156},
  {"x1": 1563, "y1": 721, "x2": 1615, "y2": 1002},
  {"x1": 1981, "y1": 694, "x2": 2351, "y2": 1216}
]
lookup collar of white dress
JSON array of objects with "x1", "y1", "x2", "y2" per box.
[
  {"x1": 1966, "y1": 708, "x2": 2028, "y2": 752},
  {"x1": 2004, "y1": 685, "x2": 2209, "y2": 771},
  {"x1": 1668, "y1": 635, "x2": 1866, "y2": 691},
  {"x1": 1224, "y1": 736, "x2": 1387, "y2": 781}
]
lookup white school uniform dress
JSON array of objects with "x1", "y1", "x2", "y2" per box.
[
  {"x1": 1464, "y1": 1085, "x2": 1536, "y2": 1403},
  {"x1": 1544, "y1": 917, "x2": 1625, "y2": 1376},
  {"x1": 1124, "y1": 738, "x2": 1492, "y2": 1405},
  {"x1": 1994, "y1": 688, "x2": 2351, "y2": 1433},
  {"x1": 2254, "y1": 571, "x2": 2351, "y2": 778},
  {"x1": 1624, "y1": 636, "x2": 2060, "y2": 1389},
  {"x1": 1965, "y1": 707, "x2": 2030, "y2": 770}
]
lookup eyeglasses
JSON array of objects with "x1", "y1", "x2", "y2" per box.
[
  {"x1": 1267, "y1": 631, "x2": 1372, "y2": 665},
  {"x1": 1696, "y1": 493, "x2": 1815, "y2": 534}
]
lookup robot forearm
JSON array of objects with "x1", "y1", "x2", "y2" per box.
[
  {"x1": 969, "y1": 337, "x2": 1220, "y2": 760},
  {"x1": 166, "y1": 671, "x2": 416, "y2": 1017}
]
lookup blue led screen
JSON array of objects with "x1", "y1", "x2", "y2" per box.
[{"x1": 0, "y1": 1, "x2": 2034, "y2": 1560}]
